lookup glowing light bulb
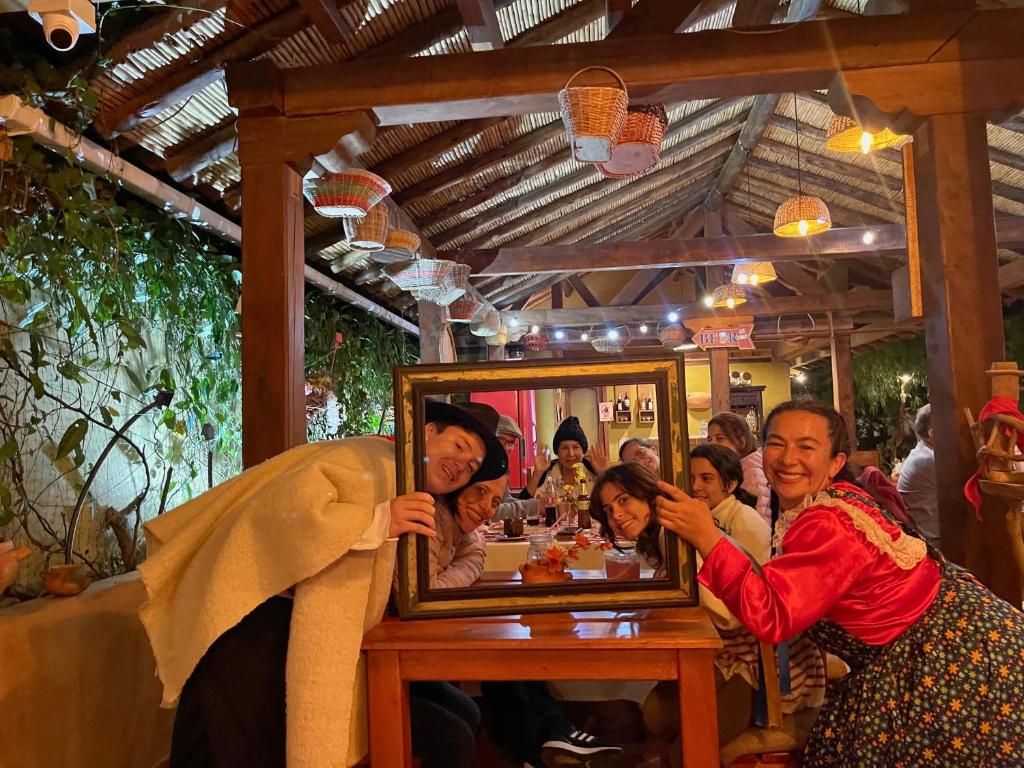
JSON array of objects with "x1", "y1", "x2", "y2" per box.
[
  {"x1": 798, "y1": 219, "x2": 809, "y2": 237},
  {"x1": 580, "y1": 332, "x2": 589, "y2": 342},
  {"x1": 750, "y1": 274, "x2": 759, "y2": 286},
  {"x1": 703, "y1": 295, "x2": 714, "y2": 308},
  {"x1": 554, "y1": 330, "x2": 565, "y2": 340},
  {"x1": 667, "y1": 311, "x2": 679, "y2": 322},
  {"x1": 736, "y1": 273, "x2": 748, "y2": 284},
  {"x1": 608, "y1": 329, "x2": 619, "y2": 340},
  {"x1": 639, "y1": 324, "x2": 648, "y2": 334},
  {"x1": 796, "y1": 373, "x2": 807, "y2": 384},
  {"x1": 530, "y1": 325, "x2": 540, "y2": 334},
  {"x1": 899, "y1": 373, "x2": 912, "y2": 383},
  {"x1": 860, "y1": 131, "x2": 872, "y2": 154},
  {"x1": 726, "y1": 298, "x2": 736, "y2": 309},
  {"x1": 862, "y1": 230, "x2": 876, "y2": 245}
]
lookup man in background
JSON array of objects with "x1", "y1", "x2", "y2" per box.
[
  {"x1": 897, "y1": 403, "x2": 940, "y2": 549},
  {"x1": 495, "y1": 415, "x2": 541, "y2": 521}
]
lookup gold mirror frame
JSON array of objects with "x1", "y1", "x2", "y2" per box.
[{"x1": 394, "y1": 356, "x2": 697, "y2": 619}]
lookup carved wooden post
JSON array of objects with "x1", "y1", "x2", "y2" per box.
[
  {"x1": 418, "y1": 301, "x2": 446, "y2": 364},
  {"x1": 829, "y1": 329, "x2": 857, "y2": 450},
  {"x1": 228, "y1": 61, "x2": 377, "y2": 467},
  {"x1": 704, "y1": 209, "x2": 731, "y2": 415},
  {"x1": 912, "y1": 113, "x2": 1005, "y2": 570}
]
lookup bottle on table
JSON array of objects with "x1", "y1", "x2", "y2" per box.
[
  {"x1": 576, "y1": 478, "x2": 591, "y2": 530},
  {"x1": 541, "y1": 474, "x2": 560, "y2": 528}
]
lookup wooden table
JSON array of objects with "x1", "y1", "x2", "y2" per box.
[{"x1": 362, "y1": 607, "x2": 723, "y2": 767}]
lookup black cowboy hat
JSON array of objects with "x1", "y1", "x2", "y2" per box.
[{"x1": 425, "y1": 400, "x2": 508, "y2": 482}]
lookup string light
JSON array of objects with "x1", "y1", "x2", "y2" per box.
[
  {"x1": 862, "y1": 230, "x2": 876, "y2": 245},
  {"x1": 639, "y1": 324, "x2": 648, "y2": 333},
  {"x1": 554, "y1": 330, "x2": 565, "y2": 340},
  {"x1": 580, "y1": 332, "x2": 589, "y2": 341},
  {"x1": 667, "y1": 311, "x2": 679, "y2": 322}
]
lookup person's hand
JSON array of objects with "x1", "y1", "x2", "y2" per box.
[
  {"x1": 534, "y1": 444, "x2": 551, "y2": 468},
  {"x1": 655, "y1": 481, "x2": 723, "y2": 557},
  {"x1": 389, "y1": 493, "x2": 437, "y2": 538},
  {"x1": 586, "y1": 444, "x2": 609, "y2": 474}
]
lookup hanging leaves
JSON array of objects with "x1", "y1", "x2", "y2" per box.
[{"x1": 55, "y1": 418, "x2": 88, "y2": 460}]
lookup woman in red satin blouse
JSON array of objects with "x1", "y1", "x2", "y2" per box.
[{"x1": 657, "y1": 398, "x2": 1024, "y2": 766}]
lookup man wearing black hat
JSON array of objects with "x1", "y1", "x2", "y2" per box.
[{"x1": 155, "y1": 401, "x2": 507, "y2": 768}]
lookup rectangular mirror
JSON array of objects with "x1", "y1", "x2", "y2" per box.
[{"x1": 394, "y1": 357, "x2": 697, "y2": 619}]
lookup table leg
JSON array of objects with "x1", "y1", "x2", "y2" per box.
[
  {"x1": 366, "y1": 650, "x2": 412, "y2": 767},
  {"x1": 677, "y1": 649, "x2": 719, "y2": 768}
]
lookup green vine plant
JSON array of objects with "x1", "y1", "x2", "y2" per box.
[
  {"x1": 304, "y1": 294, "x2": 415, "y2": 440},
  {"x1": 0, "y1": 138, "x2": 241, "y2": 600}
]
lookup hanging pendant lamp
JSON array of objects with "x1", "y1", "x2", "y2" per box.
[
  {"x1": 775, "y1": 94, "x2": 831, "y2": 239},
  {"x1": 824, "y1": 115, "x2": 910, "y2": 154},
  {"x1": 732, "y1": 261, "x2": 777, "y2": 286},
  {"x1": 710, "y1": 283, "x2": 747, "y2": 309}
]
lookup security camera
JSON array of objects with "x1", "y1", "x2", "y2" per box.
[{"x1": 27, "y1": 0, "x2": 95, "y2": 52}]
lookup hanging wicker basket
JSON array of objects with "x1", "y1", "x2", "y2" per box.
[
  {"x1": 522, "y1": 331, "x2": 549, "y2": 351},
  {"x1": 387, "y1": 257, "x2": 452, "y2": 297},
  {"x1": 597, "y1": 104, "x2": 668, "y2": 179},
  {"x1": 385, "y1": 228, "x2": 421, "y2": 256},
  {"x1": 487, "y1": 325, "x2": 509, "y2": 346},
  {"x1": 557, "y1": 66, "x2": 629, "y2": 164},
  {"x1": 303, "y1": 169, "x2": 392, "y2": 218},
  {"x1": 470, "y1": 306, "x2": 501, "y2": 337},
  {"x1": 421, "y1": 262, "x2": 471, "y2": 306},
  {"x1": 343, "y1": 204, "x2": 390, "y2": 251},
  {"x1": 591, "y1": 325, "x2": 631, "y2": 354},
  {"x1": 447, "y1": 286, "x2": 486, "y2": 322},
  {"x1": 657, "y1": 322, "x2": 687, "y2": 349}
]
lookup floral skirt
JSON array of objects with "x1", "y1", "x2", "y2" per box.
[{"x1": 803, "y1": 566, "x2": 1024, "y2": 766}]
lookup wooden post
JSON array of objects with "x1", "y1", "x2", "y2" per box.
[
  {"x1": 487, "y1": 343, "x2": 505, "y2": 361},
  {"x1": 418, "y1": 301, "x2": 447, "y2": 364},
  {"x1": 240, "y1": 161, "x2": 306, "y2": 468},
  {"x1": 705, "y1": 209, "x2": 731, "y2": 414},
  {"x1": 912, "y1": 113, "x2": 1005, "y2": 570},
  {"x1": 830, "y1": 329, "x2": 857, "y2": 450}
]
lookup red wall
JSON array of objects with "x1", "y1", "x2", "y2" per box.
[{"x1": 471, "y1": 389, "x2": 536, "y2": 491}]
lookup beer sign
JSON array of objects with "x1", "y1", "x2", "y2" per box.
[{"x1": 693, "y1": 324, "x2": 755, "y2": 351}]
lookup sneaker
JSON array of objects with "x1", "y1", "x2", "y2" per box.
[{"x1": 540, "y1": 730, "x2": 622, "y2": 767}]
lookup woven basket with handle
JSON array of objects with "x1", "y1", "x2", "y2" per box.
[
  {"x1": 343, "y1": 204, "x2": 390, "y2": 251},
  {"x1": 420, "y1": 263, "x2": 470, "y2": 306},
  {"x1": 447, "y1": 285, "x2": 486, "y2": 322},
  {"x1": 557, "y1": 66, "x2": 629, "y2": 163},
  {"x1": 387, "y1": 257, "x2": 452, "y2": 297},
  {"x1": 303, "y1": 169, "x2": 391, "y2": 218},
  {"x1": 597, "y1": 104, "x2": 668, "y2": 178}
]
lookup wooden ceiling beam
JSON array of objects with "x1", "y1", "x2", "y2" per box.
[
  {"x1": 732, "y1": 0, "x2": 780, "y2": 27},
  {"x1": 703, "y1": 0, "x2": 822, "y2": 210},
  {"x1": 253, "y1": 9, "x2": 1022, "y2": 124},
  {"x1": 503, "y1": 290, "x2": 894, "y2": 326},
  {"x1": 298, "y1": 0, "x2": 356, "y2": 47},
  {"x1": 372, "y1": 118, "x2": 505, "y2": 180},
  {"x1": 758, "y1": 136, "x2": 904, "y2": 195},
  {"x1": 457, "y1": 0, "x2": 505, "y2": 51},
  {"x1": 606, "y1": 0, "x2": 704, "y2": 37},
  {"x1": 165, "y1": 118, "x2": 236, "y2": 182},
  {"x1": 568, "y1": 275, "x2": 602, "y2": 307}
]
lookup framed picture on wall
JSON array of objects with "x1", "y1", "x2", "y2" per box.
[{"x1": 598, "y1": 401, "x2": 613, "y2": 422}]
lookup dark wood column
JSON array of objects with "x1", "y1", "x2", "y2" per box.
[
  {"x1": 704, "y1": 209, "x2": 731, "y2": 414},
  {"x1": 912, "y1": 113, "x2": 1006, "y2": 576},
  {"x1": 829, "y1": 330, "x2": 857, "y2": 450},
  {"x1": 240, "y1": 162, "x2": 306, "y2": 468},
  {"x1": 418, "y1": 301, "x2": 447, "y2": 364}
]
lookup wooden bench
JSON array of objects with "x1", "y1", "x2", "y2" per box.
[{"x1": 362, "y1": 607, "x2": 723, "y2": 768}]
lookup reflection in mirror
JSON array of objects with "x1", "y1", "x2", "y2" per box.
[
  {"x1": 422, "y1": 383, "x2": 671, "y2": 591},
  {"x1": 393, "y1": 357, "x2": 696, "y2": 619}
]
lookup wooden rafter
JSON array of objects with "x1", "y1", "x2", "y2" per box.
[
  {"x1": 567, "y1": 275, "x2": 602, "y2": 307},
  {"x1": 607, "y1": 0, "x2": 704, "y2": 37},
  {"x1": 298, "y1": 0, "x2": 355, "y2": 47},
  {"x1": 242, "y1": 10, "x2": 1024, "y2": 124},
  {"x1": 457, "y1": 0, "x2": 505, "y2": 51},
  {"x1": 502, "y1": 290, "x2": 894, "y2": 326}
]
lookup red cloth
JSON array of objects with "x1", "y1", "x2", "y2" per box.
[
  {"x1": 699, "y1": 483, "x2": 940, "y2": 646},
  {"x1": 858, "y1": 466, "x2": 912, "y2": 527},
  {"x1": 963, "y1": 396, "x2": 1024, "y2": 517}
]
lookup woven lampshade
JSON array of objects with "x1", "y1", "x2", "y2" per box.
[
  {"x1": 710, "y1": 283, "x2": 747, "y2": 309},
  {"x1": 657, "y1": 322, "x2": 686, "y2": 349},
  {"x1": 773, "y1": 195, "x2": 832, "y2": 238},
  {"x1": 732, "y1": 262, "x2": 777, "y2": 286},
  {"x1": 824, "y1": 115, "x2": 910, "y2": 154}
]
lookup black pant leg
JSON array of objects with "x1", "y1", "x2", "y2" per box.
[
  {"x1": 409, "y1": 682, "x2": 479, "y2": 768},
  {"x1": 170, "y1": 596, "x2": 292, "y2": 768}
]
